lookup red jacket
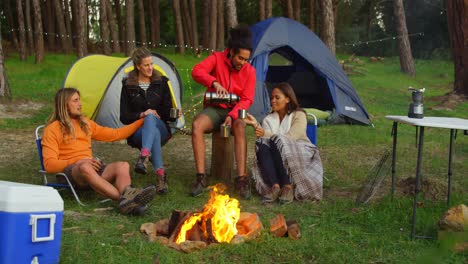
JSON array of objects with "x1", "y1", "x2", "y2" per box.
[{"x1": 192, "y1": 48, "x2": 256, "y2": 119}]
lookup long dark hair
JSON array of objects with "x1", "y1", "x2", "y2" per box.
[{"x1": 273, "y1": 82, "x2": 303, "y2": 114}]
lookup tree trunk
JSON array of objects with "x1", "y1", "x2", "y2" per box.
[
  {"x1": 4, "y1": 0, "x2": 20, "y2": 50},
  {"x1": 189, "y1": 0, "x2": 199, "y2": 51},
  {"x1": 137, "y1": 0, "x2": 147, "y2": 47},
  {"x1": 180, "y1": 0, "x2": 193, "y2": 49},
  {"x1": 209, "y1": 0, "x2": 218, "y2": 52},
  {"x1": 125, "y1": 0, "x2": 136, "y2": 55},
  {"x1": 76, "y1": 0, "x2": 87, "y2": 58},
  {"x1": 32, "y1": 0, "x2": 44, "y2": 63},
  {"x1": 172, "y1": 0, "x2": 185, "y2": 54},
  {"x1": 266, "y1": 0, "x2": 272, "y2": 18},
  {"x1": 105, "y1": 0, "x2": 120, "y2": 53},
  {"x1": 53, "y1": 0, "x2": 71, "y2": 53},
  {"x1": 279, "y1": 0, "x2": 294, "y2": 19},
  {"x1": 393, "y1": 0, "x2": 415, "y2": 76},
  {"x1": 293, "y1": 0, "x2": 301, "y2": 22},
  {"x1": 225, "y1": 0, "x2": 238, "y2": 30},
  {"x1": 216, "y1": 0, "x2": 224, "y2": 50},
  {"x1": 71, "y1": 0, "x2": 79, "y2": 45},
  {"x1": 309, "y1": 0, "x2": 315, "y2": 32},
  {"x1": 147, "y1": 0, "x2": 156, "y2": 48},
  {"x1": 100, "y1": 0, "x2": 111, "y2": 55},
  {"x1": 44, "y1": 0, "x2": 56, "y2": 51},
  {"x1": 320, "y1": 0, "x2": 335, "y2": 55},
  {"x1": 201, "y1": 0, "x2": 210, "y2": 50},
  {"x1": 63, "y1": 0, "x2": 72, "y2": 49},
  {"x1": 153, "y1": 0, "x2": 161, "y2": 46},
  {"x1": 17, "y1": 0, "x2": 27, "y2": 60},
  {"x1": 446, "y1": 0, "x2": 468, "y2": 96},
  {"x1": 259, "y1": 0, "x2": 265, "y2": 21},
  {"x1": 114, "y1": 0, "x2": 125, "y2": 54},
  {"x1": 25, "y1": 0, "x2": 35, "y2": 55},
  {"x1": 0, "y1": 21, "x2": 12, "y2": 98}
]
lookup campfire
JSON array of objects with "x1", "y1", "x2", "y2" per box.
[{"x1": 141, "y1": 183, "x2": 263, "y2": 252}]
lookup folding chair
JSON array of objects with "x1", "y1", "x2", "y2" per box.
[
  {"x1": 35, "y1": 125, "x2": 85, "y2": 206},
  {"x1": 306, "y1": 113, "x2": 318, "y2": 145}
]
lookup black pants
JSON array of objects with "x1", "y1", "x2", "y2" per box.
[{"x1": 256, "y1": 140, "x2": 290, "y2": 186}]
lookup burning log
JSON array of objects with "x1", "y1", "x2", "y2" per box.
[
  {"x1": 169, "y1": 210, "x2": 189, "y2": 235},
  {"x1": 270, "y1": 214, "x2": 288, "y2": 237}
]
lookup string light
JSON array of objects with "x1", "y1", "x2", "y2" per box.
[{"x1": 337, "y1": 32, "x2": 424, "y2": 48}]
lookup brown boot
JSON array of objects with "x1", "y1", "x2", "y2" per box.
[
  {"x1": 235, "y1": 176, "x2": 251, "y2": 200},
  {"x1": 119, "y1": 185, "x2": 156, "y2": 214},
  {"x1": 279, "y1": 185, "x2": 294, "y2": 204},
  {"x1": 156, "y1": 174, "x2": 168, "y2": 194},
  {"x1": 134, "y1": 155, "x2": 149, "y2": 175},
  {"x1": 191, "y1": 173, "x2": 207, "y2": 197}
]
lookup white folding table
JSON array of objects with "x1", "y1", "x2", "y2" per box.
[{"x1": 385, "y1": 116, "x2": 468, "y2": 239}]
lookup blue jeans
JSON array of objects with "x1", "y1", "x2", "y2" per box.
[{"x1": 129, "y1": 114, "x2": 170, "y2": 169}]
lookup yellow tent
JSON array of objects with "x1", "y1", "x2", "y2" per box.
[{"x1": 63, "y1": 53, "x2": 185, "y2": 130}]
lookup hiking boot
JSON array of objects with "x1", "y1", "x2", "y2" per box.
[
  {"x1": 131, "y1": 205, "x2": 148, "y2": 216},
  {"x1": 134, "y1": 155, "x2": 149, "y2": 175},
  {"x1": 235, "y1": 176, "x2": 251, "y2": 200},
  {"x1": 279, "y1": 186, "x2": 294, "y2": 204},
  {"x1": 262, "y1": 185, "x2": 281, "y2": 203},
  {"x1": 119, "y1": 185, "x2": 156, "y2": 215},
  {"x1": 156, "y1": 173, "x2": 168, "y2": 194},
  {"x1": 191, "y1": 173, "x2": 207, "y2": 197}
]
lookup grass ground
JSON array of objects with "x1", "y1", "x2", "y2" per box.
[{"x1": 0, "y1": 50, "x2": 467, "y2": 263}]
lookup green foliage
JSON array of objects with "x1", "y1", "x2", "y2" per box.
[{"x1": 0, "y1": 53, "x2": 467, "y2": 263}]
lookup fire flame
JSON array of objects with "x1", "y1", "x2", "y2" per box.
[{"x1": 175, "y1": 183, "x2": 240, "y2": 244}]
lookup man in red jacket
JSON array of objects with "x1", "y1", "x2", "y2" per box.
[{"x1": 191, "y1": 25, "x2": 256, "y2": 199}]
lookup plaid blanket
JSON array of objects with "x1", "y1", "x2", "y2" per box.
[{"x1": 251, "y1": 135, "x2": 323, "y2": 201}]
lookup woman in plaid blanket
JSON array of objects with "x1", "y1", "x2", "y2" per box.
[{"x1": 245, "y1": 82, "x2": 323, "y2": 204}]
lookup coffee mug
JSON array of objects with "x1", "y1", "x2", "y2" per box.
[
  {"x1": 220, "y1": 124, "x2": 230, "y2": 138},
  {"x1": 238, "y1": 109, "x2": 246, "y2": 119},
  {"x1": 170, "y1": 108, "x2": 180, "y2": 119}
]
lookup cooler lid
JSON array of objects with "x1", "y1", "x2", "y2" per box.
[{"x1": 0, "y1": 181, "x2": 64, "y2": 212}]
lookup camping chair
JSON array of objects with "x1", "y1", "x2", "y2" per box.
[
  {"x1": 306, "y1": 113, "x2": 318, "y2": 145},
  {"x1": 35, "y1": 125, "x2": 85, "y2": 206}
]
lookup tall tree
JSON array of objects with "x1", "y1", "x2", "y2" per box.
[
  {"x1": 393, "y1": 0, "x2": 415, "y2": 76},
  {"x1": 279, "y1": 0, "x2": 294, "y2": 19},
  {"x1": 266, "y1": 0, "x2": 273, "y2": 18},
  {"x1": 209, "y1": 0, "x2": 218, "y2": 52},
  {"x1": 153, "y1": 0, "x2": 161, "y2": 46},
  {"x1": 125, "y1": 0, "x2": 136, "y2": 55},
  {"x1": 53, "y1": 0, "x2": 72, "y2": 53},
  {"x1": 308, "y1": 0, "x2": 315, "y2": 32},
  {"x1": 4, "y1": 0, "x2": 20, "y2": 50},
  {"x1": 63, "y1": 0, "x2": 72, "y2": 48},
  {"x1": 32, "y1": 0, "x2": 44, "y2": 63},
  {"x1": 172, "y1": 0, "x2": 185, "y2": 54},
  {"x1": 105, "y1": 0, "x2": 120, "y2": 53},
  {"x1": 114, "y1": 0, "x2": 125, "y2": 53},
  {"x1": 293, "y1": 0, "x2": 301, "y2": 21},
  {"x1": 17, "y1": 0, "x2": 27, "y2": 60},
  {"x1": 0, "y1": 21, "x2": 11, "y2": 98},
  {"x1": 446, "y1": 0, "x2": 468, "y2": 96},
  {"x1": 189, "y1": 0, "x2": 199, "y2": 51},
  {"x1": 147, "y1": 0, "x2": 156, "y2": 48},
  {"x1": 137, "y1": 0, "x2": 147, "y2": 47},
  {"x1": 76, "y1": 0, "x2": 87, "y2": 58},
  {"x1": 216, "y1": 0, "x2": 224, "y2": 50},
  {"x1": 259, "y1": 0, "x2": 266, "y2": 21},
  {"x1": 201, "y1": 0, "x2": 210, "y2": 50},
  {"x1": 181, "y1": 0, "x2": 193, "y2": 48},
  {"x1": 44, "y1": 0, "x2": 56, "y2": 50},
  {"x1": 25, "y1": 0, "x2": 35, "y2": 55},
  {"x1": 100, "y1": 0, "x2": 111, "y2": 55},
  {"x1": 225, "y1": 0, "x2": 238, "y2": 30},
  {"x1": 321, "y1": 0, "x2": 336, "y2": 55}
]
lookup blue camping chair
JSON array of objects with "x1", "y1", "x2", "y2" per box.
[
  {"x1": 306, "y1": 113, "x2": 318, "y2": 145},
  {"x1": 35, "y1": 125, "x2": 85, "y2": 206}
]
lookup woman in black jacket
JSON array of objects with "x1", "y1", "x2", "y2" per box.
[{"x1": 120, "y1": 48, "x2": 177, "y2": 194}]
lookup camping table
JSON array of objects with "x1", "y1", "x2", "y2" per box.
[{"x1": 385, "y1": 115, "x2": 468, "y2": 239}]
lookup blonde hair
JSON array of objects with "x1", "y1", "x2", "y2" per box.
[{"x1": 47, "y1": 88, "x2": 89, "y2": 141}]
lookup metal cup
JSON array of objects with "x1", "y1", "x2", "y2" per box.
[
  {"x1": 238, "y1": 109, "x2": 246, "y2": 119},
  {"x1": 220, "y1": 124, "x2": 230, "y2": 138},
  {"x1": 170, "y1": 108, "x2": 180, "y2": 119}
]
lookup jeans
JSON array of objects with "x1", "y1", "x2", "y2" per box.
[
  {"x1": 256, "y1": 140, "x2": 290, "y2": 186},
  {"x1": 129, "y1": 114, "x2": 170, "y2": 169}
]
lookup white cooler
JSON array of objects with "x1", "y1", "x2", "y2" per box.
[{"x1": 0, "y1": 180, "x2": 64, "y2": 264}]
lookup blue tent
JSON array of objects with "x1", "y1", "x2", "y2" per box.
[{"x1": 249, "y1": 17, "x2": 371, "y2": 125}]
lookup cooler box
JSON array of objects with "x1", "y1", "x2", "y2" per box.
[{"x1": 0, "y1": 180, "x2": 64, "y2": 264}]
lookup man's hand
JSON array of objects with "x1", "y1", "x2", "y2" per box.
[
  {"x1": 223, "y1": 115, "x2": 233, "y2": 127},
  {"x1": 213, "y1": 81, "x2": 228, "y2": 97},
  {"x1": 141, "y1": 109, "x2": 160, "y2": 119}
]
